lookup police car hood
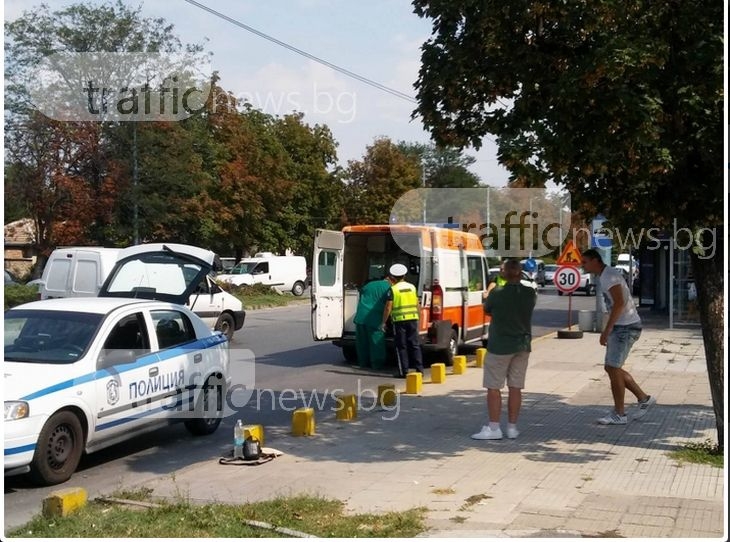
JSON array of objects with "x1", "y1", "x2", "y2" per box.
[
  {"x1": 99, "y1": 243, "x2": 217, "y2": 306},
  {"x1": 4, "y1": 361, "x2": 77, "y2": 401}
]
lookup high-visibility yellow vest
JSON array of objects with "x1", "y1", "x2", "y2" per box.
[
  {"x1": 495, "y1": 275, "x2": 507, "y2": 287},
  {"x1": 391, "y1": 282, "x2": 419, "y2": 322}
]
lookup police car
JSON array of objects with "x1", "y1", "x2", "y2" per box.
[{"x1": 4, "y1": 244, "x2": 230, "y2": 485}]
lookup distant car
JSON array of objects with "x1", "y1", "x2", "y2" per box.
[
  {"x1": 520, "y1": 258, "x2": 546, "y2": 286},
  {"x1": 488, "y1": 267, "x2": 538, "y2": 290},
  {"x1": 557, "y1": 267, "x2": 595, "y2": 296},
  {"x1": 4, "y1": 244, "x2": 230, "y2": 486},
  {"x1": 544, "y1": 264, "x2": 558, "y2": 284}
]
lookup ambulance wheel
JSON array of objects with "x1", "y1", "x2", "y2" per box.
[
  {"x1": 185, "y1": 375, "x2": 224, "y2": 436},
  {"x1": 31, "y1": 410, "x2": 84, "y2": 486},
  {"x1": 342, "y1": 346, "x2": 358, "y2": 364},
  {"x1": 292, "y1": 281, "x2": 305, "y2": 296},
  {"x1": 444, "y1": 330, "x2": 458, "y2": 366}
]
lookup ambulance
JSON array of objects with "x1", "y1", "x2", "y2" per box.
[{"x1": 311, "y1": 225, "x2": 490, "y2": 365}]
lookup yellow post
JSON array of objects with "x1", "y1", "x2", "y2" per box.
[
  {"x1": 335, "y1": 394, "x2": 357, "y2": 421},
  {"x1": 244, "y1": 424, "x2": 265, "y2": 446},
  {"x1": 292, "y1": 407, "x2": 315, "y2": 436},
  {"x1": 431, "y1": 363, "x2": 446, "y2": 383},
  {"x1": 475, "y1": 348, "x2": 487, "y2": 368},
  {"x1": 377, "y1": 384, "x2": 397, "y2": 407},
  {"x1": 42, "y1": 488, "x2": 88, "y2": 518},
  {"x1": 453, "y1": 355, "x2": 467, "y2": 374},
  {"x1": 405, "y1": 372, "x2": 423, "y2": 394}
]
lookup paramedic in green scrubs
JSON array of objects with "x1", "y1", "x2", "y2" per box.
[{"x1": 353, "y1": 275, "x2": 392, "y2": 369}]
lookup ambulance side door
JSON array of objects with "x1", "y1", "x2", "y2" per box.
[{"x1": 311, "y1": 229, "x2": 344, "y2": 340}]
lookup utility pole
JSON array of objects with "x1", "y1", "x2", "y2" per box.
[
  {"x1": 132, "y1": 123, "x2": 139, "y2": 245},
  {"x1": 421, "y1": 158, "x2": 427, "y2": 224}
]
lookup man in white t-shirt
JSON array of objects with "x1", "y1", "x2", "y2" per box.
[{"x1": 582, "y1": 249, "x2": 656, "y2": 425}]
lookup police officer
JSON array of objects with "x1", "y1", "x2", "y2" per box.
[{"x1": 382, "y1": 263, "x2": 424, "y2": 378}]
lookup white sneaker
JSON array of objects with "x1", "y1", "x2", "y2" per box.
[
  {"x1": 506, "y1": 426, "x2": 519, "y2": 439},
  {"x1": 597, "y1": 412, "x2": 628, "y2": 425},
  {"x1": 471, "y1": 425, "x2": 503, "y2": 440},
  {"x1": 632, "y1": 395, "x2": 656, "y2": 420}
]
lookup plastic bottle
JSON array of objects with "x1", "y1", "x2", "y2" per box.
[{"x1": 234, "y1": 419, "x2": 245, "y2": 458}]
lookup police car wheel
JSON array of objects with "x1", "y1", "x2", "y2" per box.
[
  {"x1": 31, "y1": 410, "x2": 84, "y2": 486},
  {"x1": 184, "y1": 375, "x2": 224, "y2": 436}
]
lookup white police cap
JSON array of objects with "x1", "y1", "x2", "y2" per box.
[{"x1": 389, "y1": 263, "x2": 408, "y2": 277}]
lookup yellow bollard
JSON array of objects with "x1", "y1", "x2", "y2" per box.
[
  {"x1": 431, "y1": 363, "x2": 446, "y2": 384},
  {"x1": 335, "y1": 394, "x2": 357, "y2": 421},
  {"x1": 405, "y1": 372, "x2": 423, "y2": 394},
  {"x1": 475, "y1": 348, "x2": 487, "y2": 368},
  {"x1": 292, "y1": 407, "x2": 315, "y2": 436},
  {"x1": 377, "y1": 384, "x2": 397, "y2": 407},
  {"x1": 453, "y1": 355, "x2": 467, "y2": 374},
  {"x1": 244, "y1": 424, "x2": 265, "y2": 446},
  {"x1": 42, "y1": 487, "x2": 87, "y2": 518}
]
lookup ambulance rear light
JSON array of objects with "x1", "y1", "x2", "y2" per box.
[{"x1": 430, "y1": 280, "x2": 443, "y2": 320}]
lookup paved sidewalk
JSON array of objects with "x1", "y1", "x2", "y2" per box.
[{"x1": 137, "y1": 320, "x2": 724, "y2": 538}]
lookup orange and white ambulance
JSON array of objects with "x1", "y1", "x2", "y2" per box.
[{"x1": 311, "y1": 225, "x2": 490, "y2": 364}]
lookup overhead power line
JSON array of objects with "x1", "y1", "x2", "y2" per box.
[{"x1": 182, "y1": 0, "x2": 418, "y2": 103}]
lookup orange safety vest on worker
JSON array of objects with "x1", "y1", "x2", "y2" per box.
[{"x1": 390, "y1": 282, "x2": 419, "y2": 322}]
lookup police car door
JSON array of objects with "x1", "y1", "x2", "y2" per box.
[
  {"x1": 311, "y1": 229, "x2": 344, "y2": 340},
  {"x1": 149, "y1": 308, "x2": 200, "y2": 421},
  {"x1": 93, "y1": 311, "x2": 158, "y2": 443}
]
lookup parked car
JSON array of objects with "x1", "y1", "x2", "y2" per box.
[
  {"x1": 557, "y1": 267, "x2": 595, "y2": 296},
  {"x1": 4, "y1": 244, "x2": 230, "y2": 486},
  {"x1": 38, "y1": 246, "x2": 244, "y2": 340},
  {"x1": 217, "y1": 253, "x2": 308, "y2": 296},
  {"x1": 544, "y1": 264, "x2": 558, "y2": 284},
  {"x1": 488, "y1": 267, "x2": 538, "y2": 290}
]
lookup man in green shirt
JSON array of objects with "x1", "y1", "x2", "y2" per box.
[
  {"x1": 353, "y1": 277, "x2": 392, "y2": 369},
  {"x1": 472, "y1": 258, "x2": 537, "y2": 441}
]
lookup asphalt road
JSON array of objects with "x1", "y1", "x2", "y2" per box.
[{"x1": 3, "y1": 287, "x2": 599, "y2": 531}]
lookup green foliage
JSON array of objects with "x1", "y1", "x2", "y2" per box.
[
  {"x1": 668, "y1": 440, "x2": 723, "y2": 468},
  {"x1": 9, "y1": 494, "x2": 426, "y2": 538},
  {"x1": 344, "y1": 137, "x2": 422, "y2": 224},
  {"x1": 398, "y1": 141, "x2": 482, "y2": 187},
  {"x1": 4, "y1": 284, "x2": 40, "y2": 310},
  {"x1": 413, "y1": 0, "x2": 723, "y2": 230}
]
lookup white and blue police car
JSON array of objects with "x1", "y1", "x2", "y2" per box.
[{"x1": 4, "y1": 244, "x2": 230, "y2": 485}]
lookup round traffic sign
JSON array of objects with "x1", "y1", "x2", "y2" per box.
[{"x1": 554, "y1": 265, "x2": 581, "y2": 293}]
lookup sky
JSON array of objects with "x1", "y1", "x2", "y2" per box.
[{"x1": 3, "y1": 0, "x2": 512, "y2": 186}]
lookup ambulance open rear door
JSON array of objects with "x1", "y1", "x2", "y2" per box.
[{"x1": 311, "y1": 229, "x2": 345, "y2": 340}]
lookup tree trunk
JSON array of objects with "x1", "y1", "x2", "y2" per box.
[{"x1": 690, "y1": 228, "x2": 724, "y2": 451}]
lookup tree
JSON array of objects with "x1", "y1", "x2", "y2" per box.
[
  {"x1": 273, "y1": 113, "x2": 342, "y2": 258},
  {"x1": 344, "y1": 138, "x2": 421, "y2": 224},
  {"x1": 398, "y1": 142, "x2": 482, "y2": 188},
  {"x1": 413, "y1": 0, "x2": 724, "y2": 447},
  {"x1": 5, "y1": 1, "x2": 208, "y2": 246}
]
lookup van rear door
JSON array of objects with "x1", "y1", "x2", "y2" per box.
[{"x1": 311, "y1": 229, "x2": 344, "y2": 340}]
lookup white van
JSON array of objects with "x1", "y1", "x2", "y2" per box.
[
  {"x1": 217, "y1": 253, "x2": 308, "y2": 296},
  {"x1": 38, "y1": 246, "x2": 245, "y2": 340}
]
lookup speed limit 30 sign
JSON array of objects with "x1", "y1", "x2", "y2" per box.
[{"x1": 554, "y1": 265, "x2": 581, "y2": 294}]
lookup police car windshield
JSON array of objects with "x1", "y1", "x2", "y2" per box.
[{"x1": 4, "y1": 310, "x2": 102, "y2": 364}]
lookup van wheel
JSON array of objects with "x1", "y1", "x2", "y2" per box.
[
  {"x1": 558, "y1": 291, "x2": 564, "y2": 296},
  {"x1": 292, "y1": 281, "x2": 305, "y2": 296},
  {"x1": 215, "y1": 313, "x2": 235, "y2": 341},
  {"x1": 185, "y1": 375, "x2": 224, "y2": 436},
  {"x1": 31, "y1": 411, "x2": 84, "y2": 486}
]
